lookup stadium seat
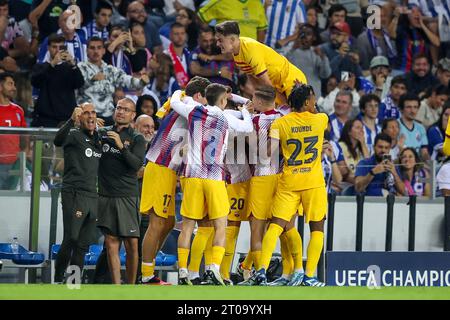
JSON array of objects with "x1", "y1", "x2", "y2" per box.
[{"x1": 0, "y1": 243, "x2": 45, "y2": 265}]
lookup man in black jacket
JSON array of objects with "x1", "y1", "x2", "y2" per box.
[
  {"x1": 405, "y1": 53, "x2": 439, "y2": 99},
  {"x1": 31, "y1": 33, "x2": 84, "y2": 128},
  {"x1": 53, "y1": 103, "x2": 102, "y2": 283},
  {"x1": 97, "y1": 97, "x2": 147, "y2": 284}
]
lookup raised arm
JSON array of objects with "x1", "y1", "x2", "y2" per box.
[
  {"x1": 170, "y1": 90, "x2": 197, "y2": 119},
  {"x1": 224, "y1": 107, "x2": 253, "y2": 133}
]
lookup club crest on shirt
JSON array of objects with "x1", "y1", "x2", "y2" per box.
[
  {"x1": 75, "y1": 211, "x2": 83, "y2": 218},
  {"x1": 16, "y1": 113, "x2": 21, "y2": 122},
  {"x1": 124, "y1": 140, "x2": 131, "y2": 148}
]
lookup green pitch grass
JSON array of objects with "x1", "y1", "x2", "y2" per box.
[{"x1": 1, "y1": 284, "x2": 450, "y2": 300}]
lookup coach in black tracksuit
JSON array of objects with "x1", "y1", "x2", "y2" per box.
[
  {"x1": 53, "y1": 104, "x2": 101, "y2": 283},
  {"x1": 97, "y1": 97, "x2": 147, "y2": 285}
]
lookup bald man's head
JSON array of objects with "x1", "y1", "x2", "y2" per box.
[{"x1": 135, "y1": 115, "x2": 155, "y2": 142}]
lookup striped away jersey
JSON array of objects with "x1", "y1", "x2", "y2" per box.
[
  {"x1": 251, "y1": 109, "x2": 284, "y2": 176},
  {"x1": 170, "y1": 91, "x2": 253, "y2": 180},
  {"x1": 225, "y1": 132, "x2": 252, "y2": 184},
  {"x1": 145, "y1": 96, "x2": 199, "y2": 173},
  {"x1": 265, "y1": 0, "x2": 307, "y2": 48}
]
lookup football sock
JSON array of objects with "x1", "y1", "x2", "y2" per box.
[
  {"x1": 305, "y1": 231, "x2": 324, "y2": 277},
  {"x1": 204, "y1": 229, "x2": 215, "y2": 266},
  {"x1": 212, "y1": 246, "x2": 226, "y2": 267},
  {"x1": 220, "y1": 226, "x2": 240, "y2": 279},
  {"x1": 141, "y1": 261, "x2": 155, "y2": 281},
  {"x1": 252, "y1": 250, "x2": 262, "y2": 270},
  {"x1": 241, "y1": 249, "x2": 253, "y2": 270},
  {"x1": 285, "y1": 228, "x2": 304, "y2": 272},
  {"x1": 177, "y1": 247, "x2": 190, "y2": 270},
  {"x1": 260, "y1": 223, "x2": 284, "y2": 270},
  {"x1": 188, "y1": 227, "x2": 214, "y2": 273},
  {"x1": 280, "y1": 233, "x2": 294, "y2": 277}
]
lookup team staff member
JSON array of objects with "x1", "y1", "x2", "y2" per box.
[
  {"x1": 53, "y1": 103, "x2": 101, "y2": 283},
  {"x1": 215, "y1": 21, "x2": 307, "y2": 106},
  {"x1": 97, "y1": 97, "x2": 147, "y2": 285}
]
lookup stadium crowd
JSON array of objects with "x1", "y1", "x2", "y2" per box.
[{"x1": 1, "y1": 0, "x2": 450, "y2": 286}]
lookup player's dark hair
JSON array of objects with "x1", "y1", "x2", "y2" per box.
[
  {"x1": 390, "y1": 75, "x2": 406, "y2": 88},
  {"x1": 381, "y1": 117, "x2": 399, "y2": 132},
  {"x1": 95, "y1": 0, "x2": 113, "y2": 15},
  {"x1": 215, "y1": 21, "x2": 240, "y2": 36},
  {"x1": 87, "y1": 36, "x2": 105, "y2": 47},
  {"x1": 48, "y1": 33, "x2": 66, "y2": 45},
  {"x1": 254, "y1": 86, "x2": 276, "y2": 104},
  {"x1": 423, "y1": 84, "x2": 450, "y2": 100},
  {"x1": 0, "y1": 72, "x2": 14, "y2": 84},
  {"x1": 374, "y1": 132, "x2": 392, "y2": 146},
  {"x1": 205, "y1": 83, "x2": 230, "y2": 106},
  {"x1": 398, "y1": 93, "x2": 420, "y2": 110},
  {"x1": 185, "y1": 76, "x2": 211, "y2": 98},
  {"x1": 339, "y1": 119, "x2": 365, "y2": 160},
  {"x1": 359, "y1": 93, "x2": 380, "y2": 111},
  {"x1": 288, "y1": 84, "x2": 315, "y2": 112}
]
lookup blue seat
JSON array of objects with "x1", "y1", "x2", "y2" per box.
[
  {"x1": 84, "y1": 244, "x2": 104, "y2": 266},
  {"x1": 155, "y1": 251, "x2": 177, "y2": 267},
  {"x1": 0, "y1": 243, "x2": 45, "y2": 265}
]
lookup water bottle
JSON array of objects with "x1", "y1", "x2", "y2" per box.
[{"x1": 11, "y1": 237, "x2": 19, "y2": 254}]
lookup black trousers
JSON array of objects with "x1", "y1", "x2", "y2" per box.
[{"x1": 54, "y1": 189, "x2": 98, "y2": 283}]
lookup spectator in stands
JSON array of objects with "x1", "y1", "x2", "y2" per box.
[
  {"x1": 319, "y1": 21, "x2": 353, "y2": 64},
  {"x1": 104, "y1": 0, "x2": 128, "y2": 26},
  {"x1": 38, "y1": 10, "x2": 88, "y2": 63},
  {"x1": 417, "y1": 84, "x2": 449, "y2": 129},
  {"x1": 31, "y1": 33, "x2": 84, "y2": 128},
  {"x1": 405, "y1": 53, "x2": 439, "y2": 98},
  {"x1": 0, "y1": 72, "x2": 27, "y2": 190},
  {"x1": 398, "y1": 93, "x2": 430, "y2": 161},
  {"x1": 328, "y1": 90, "x2": 352, "y2": 143},
  {"x1": 77, "y1": 36, "x2": 149, "y2": 125},
  {"x1": 238, "y1": 73, "x2": 255, "y2": 100},
  {"x1": 427, "y1": 103, "x2": 450, "y2": 163},
  {"x1": 0, "y1": 0, "x2": 29, "y2": 60},
  {"x1": 382, "y1": 118, "x2": 405, "y2": 162},
  {"x1": 264, "y1": 0, "x2": 307, "y2": 48},
  {"x1": 160, "y1": 8, "x2": 199, "y2": 51},
  {"x1": 355, "y1": 133, "x2": 405, "y2": 196},
  {"x1": 397, "y1": 147, "x2": 431, "y2": 197},
  {"x1": 113, "y1": 87, "x2": 125, "y2": 106},
  {"x1": 126, "y1": 1, "x2": 163, "y2": 55},
  {"x1": 322, "y1": 138, "x2": 343, "y2": 193},
  {"x1": 356, "y1": 4, "x2": 397, "y2": 72},
  {"x1": 104, "y1": 25, "x2": 133, "y2": 75},
  {"x1": 390, "y1": 5, "x2": 440, "y2": 72},
  {"x1": 97, "y1": 97, "x2": 147, "y2": 285},
  {"x1": 379, "y1": 75, "x2": 407, "y2": 121},
  {"x1": 82, "y1": 1, "x2": 113, "y2": 41},
  {"x1": 53, "y1": 104, "x2": 101, "y2": 284},
  {"x1": 136, "y1": 94, "x2": 159, "y2": 130},
  {"x1": 164, "y1": 22, "x2": 190, "y2": 89},
  {"x1": 338, "y1": 119, "x2": 370, "y2": 195},
  {"x1": 365, "y1": 56, "x2": 393, "y2": 101},
  {"x1": 436, "y1": 58, "x2": 450, "y2": 87},
  {"x1": 189, "y1": 26, "x2": 234, "y2": 87},
  {"x1": 318, "y1": 65, "x2": 360, "y2": 116},
  {"x1": 29, "y1": 0, "x2": 74, "y2": 41},
  {"x1": 360, "y1": 94, "x2": 382, "y2": 155},
  {"x1": 198, "y1": 0, "x2": 268, "y2": 42},
  {"x1": 285, "y1": 23, "x2": 331, "y2": 99},
  {"x1": 129, "y1": 21, "x2": 154, "y2": 75},
  {"x1": 142, "y1": 52, "x2": 179, "y2": 106},
  {"x1": 320, "y1": 4, "x2": 347, "y2": 43},
  {"x1": 306, "y1": 6, "x2": 323, "y2": 46}
]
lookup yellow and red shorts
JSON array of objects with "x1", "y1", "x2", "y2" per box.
[
  {"x1": 227, "y1": 180, "x2": 250, "y2": 222},
  {"x1": 246, "y1": 174, "x2": 280, "y2": 220}
]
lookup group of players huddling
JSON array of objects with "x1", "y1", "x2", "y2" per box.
[{"x1": 140, "y1": 21, "x2": 327, "y2": 287}]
